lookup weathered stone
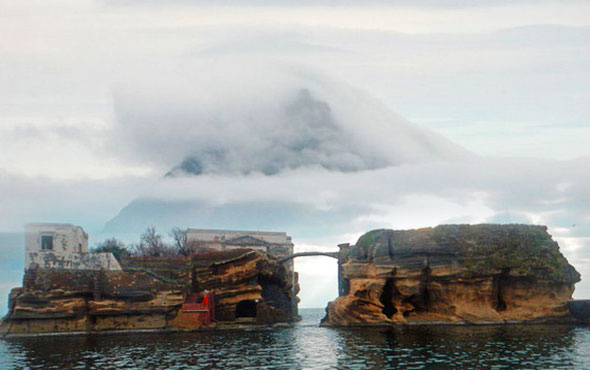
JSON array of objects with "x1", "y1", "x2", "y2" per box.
[
  {"x1": 88, "y1": 291, "x2": 183, "y2": 315},
  {"x1": 93, "y1": 314, "x2": 167, "y2": 331},
  {"x1": 568, "y1": 300, "x2": 590, "y2": 322},
  {"x1": 323, "y1": 224, "x2": 580, "y2": 326},
  {"x1": 11, "y1": 292, "x2": 87, "y2": 320},
  {"x1": 1, "y1": 249, "x2": 296, "y2": 335},
  {"x1": 25, "y1": 223, "x2": 121, "y2": 271},
  {"x1": 256, "y1": 302, "x2": 289, "y2": 324},
  {"x1": 0, "y1": 317, "x2": 89, "y2": 334},
  {"x1": 167, "y1": 309, "x2": 212, "y2": 330}
]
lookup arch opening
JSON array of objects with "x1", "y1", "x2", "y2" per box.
[
  {"x1": 236, "y1": 299, "x2": 257, "y2": 318},
  {"x1": 294, "y1": 254, "x2": 341, "y2": 325}
]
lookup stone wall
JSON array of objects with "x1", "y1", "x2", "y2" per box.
[{"x1": 27, "y1": 251, "x2": 122, "y2": 271}]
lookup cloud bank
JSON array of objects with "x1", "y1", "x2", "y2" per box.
[{"x1": 111, "y1": 60, "x2": 470, "y2": 176}]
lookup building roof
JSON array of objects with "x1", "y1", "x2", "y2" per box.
[
  {"x1": 26, "y1": 223, "x2": 78, "y2": 228},
  {"x1": 186, "y1": 228, "x2": 292, "y2": 245},
  {"x1": 223, "y1": 235, "x2": 269, "y2": 246},
  {"x1": 186, "y1": 228, "x2": 287, "y2": 236}
]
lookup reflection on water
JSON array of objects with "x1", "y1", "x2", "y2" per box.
[{"x1": 1, "y1": 309, "x2": 590, "y2": 369}]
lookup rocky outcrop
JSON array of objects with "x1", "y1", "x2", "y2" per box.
[
  {"x1": 322, "y1": 224, "x2": 581, "y2": 326},
  {"x1": 569, "y1": 300, "x2": 590, "y2": 323},
  {"x1": 1, "y1": 249, "x2": 297, "y2": 336}
]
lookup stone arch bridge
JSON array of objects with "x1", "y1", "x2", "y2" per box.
[
  {"x1": 279, "y1": 251, "x2": 339, "y2": 263},
  {"x1": 279, "y1": 249, "x2": 350, "y2": 297}
]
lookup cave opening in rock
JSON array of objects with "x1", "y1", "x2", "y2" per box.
[
  {"x1": 402, "y1": 265, "x2": 432, "y2": 317},
  {"x1": 402, "y1": 286, "x2": 430, "y2": 317},
  {"x1": 259, "y1": 274, "x2": 291, "y2": 315},
  {"x1": 380, "y1": 278, "x2": 398, "y2": 318},
  {"x1": 495, "y1": 269, "x2": 509, "y2": 311},
  {"x1": 236, "y1": 299, "x2": 257, "y2": 318}
]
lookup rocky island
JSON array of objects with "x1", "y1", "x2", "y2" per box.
[
  {"x1": 323, "y1": 224, "x2": 583, "y2": 326},
  {"x1": 1, "y1": 223, "x2": 588, "y2": 337},
  {"x1": 0, "y1": 224, "x2": 299, "y2": 337}
]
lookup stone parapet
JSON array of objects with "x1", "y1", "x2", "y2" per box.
[{"x1": 27, "y1": 251, "x2": 122, "y2": 271}]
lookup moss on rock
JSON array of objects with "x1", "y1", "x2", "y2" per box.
[{"x1": 350, "y1": 224, "x2": 580, "y2": 283}]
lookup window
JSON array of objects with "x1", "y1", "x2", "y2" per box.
[{"x1": 40, "y1": 235, "x2": 53, "y2": 250}]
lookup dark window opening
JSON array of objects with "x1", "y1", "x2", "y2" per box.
[
  {"x1": 236, "y1": 300, "x2": 257, "y2": 318},
  {"x1": 41, "y1": 235, "x2": 53, "y2": 250}
]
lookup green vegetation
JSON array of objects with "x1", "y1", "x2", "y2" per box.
[
  {"x1": 91, "y1": 238, "x2": 130, "y2": 261},
  {"x1": 353, "y1": 225, "x2": 578, "y2": 282},
  {"x1": 356, "y1": 229, "x2": 387, "y2": 251},
  {"x1": 437, "y1": 225, "x2": 574, "y2": 281},
  {"x1": 123, "y1": 266, "x2": 185, "y2": 286}
]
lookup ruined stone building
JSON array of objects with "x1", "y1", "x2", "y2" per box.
[
  {"x1": 185, "y1": 229, "x2": 294, "y2": 262},
  {"x1": 25, "y1": 223, "x2": 121, "y2": 271},
  {"x1": 1, "y1": 223, "x2": 300, "y2": 336},
  {"x1": 185, "y1": 228, "x2": 299, "y2": 315}
]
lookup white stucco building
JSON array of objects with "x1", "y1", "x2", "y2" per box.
[{"x1": 25, "y1": 223, "x2": 121, "y2": 271}]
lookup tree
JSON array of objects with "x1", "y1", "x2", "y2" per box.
[
  {"x1": 133, "y1": 226, "x2": 175, "y2": 257},
  {"x1": 92, "y1": 238, "x2": 130, "y2": 261},
  {"x1": 170, "y1": 227, "x2": 191, "y2": 256}
]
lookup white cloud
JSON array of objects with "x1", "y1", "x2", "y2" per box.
[
  {"x1": 109, "y1": 59, "x2": 470, "y2": 176},
  {"x1": 0, "y1": 120, "x2": 152, "y2": 179}
]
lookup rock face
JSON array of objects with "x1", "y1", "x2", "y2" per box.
[
  {"x1": 0, "y1": 249, "x2": 298, "y2": 336},
  {"x1": 322, "y1": 224, "x2": 580, "y2": 326}
]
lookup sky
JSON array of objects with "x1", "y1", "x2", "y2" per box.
[{"x1": 1, "y1": 0, "x2": 590, "y2": 311}]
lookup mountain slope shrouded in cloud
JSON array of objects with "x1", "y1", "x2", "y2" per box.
[
  {"x1": 111, "y1": 61, "x2": 471, "y2": 177},
  {"x1": 166, "y1": 88, "x2": 390, "y2": 176},
  {"x1": 103, "y1": 198, "x2": 372, "y2": 236},
  {"x1": 103, "y1": 62, "x2": 474, "y2": 237}
]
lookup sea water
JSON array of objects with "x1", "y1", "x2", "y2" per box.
[{"x1": 1, "y1": 308, "x2": 590, "y2": 369}]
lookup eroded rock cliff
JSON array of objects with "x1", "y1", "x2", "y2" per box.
[
  {"x1": 322, "y1": 224, "x2": 580, "y2": 326},
  {"x1": 1, "y1": 249, "x2": 298, "y2": 336}
]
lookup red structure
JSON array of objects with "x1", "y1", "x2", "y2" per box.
[{"x1": 182, "y1": 292, "x2": 215, "y2": 324}]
